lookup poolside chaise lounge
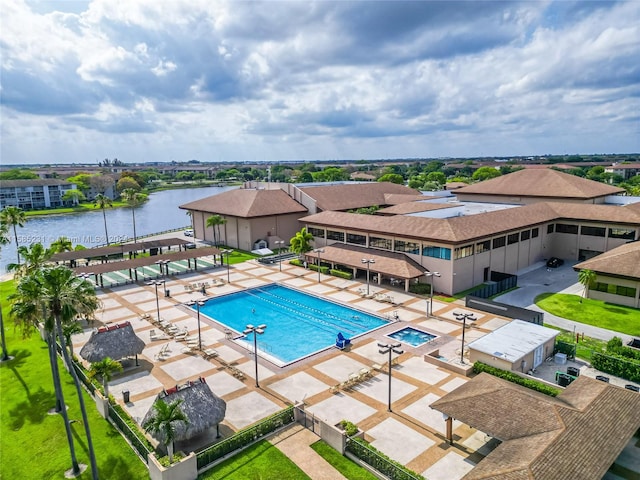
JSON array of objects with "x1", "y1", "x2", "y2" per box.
[{"x1": 336, "y1": 332, "x2": 352, "y2": 350}]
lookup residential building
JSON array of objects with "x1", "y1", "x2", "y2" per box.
[{"x1": 0, "y1": 179, "x2": 77, "y2": 210}]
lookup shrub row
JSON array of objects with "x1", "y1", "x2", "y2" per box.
[
  {"x1": 330, "y1": 269, "x2": 352, "y2": 279},
  {"x1": 591, "y1": 352, "x2": 640, "y2": 383},
  {"x1": 346, "y1": 437, "x2": 424, "y2": 480},
  {"x1": 473, "y1": 362, "x2": 561, "y2": 396},
  {"x1": 409, "y1": 283, "x2": 431, "y2": 295}
]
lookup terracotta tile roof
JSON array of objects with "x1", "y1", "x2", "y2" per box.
[
  {"x1": 430, "y1": 373, "x2": 640, "y2": 480},
  {"x1": 377, "y1": 202, "x2": 461, "y2": 215},
  {"x1": 179, "y1": 188, "x2": 307, "y2": 218},
  {"x1": 573, "y1": 241, "x2": 640, "y2": 278},
  {"x1": 304, "y1": 243, "x2": 426, "y2": 279},
  {"x1": 456, "y1": 169, "x2": 624, "y2": 199},
  {"x1": 301, "y1": 202, "x2": 640, "y2": 244},
  {"x1": 298, "y1": 182, "x2": 420, "y2": 211}
]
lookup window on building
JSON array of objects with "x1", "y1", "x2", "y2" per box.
[
  {"x1": 616, "y1": 285, "x2": 637, "y2": 297},
  {"x1": 556, "y1": 223, "x2": 578, "y2": 234},
  {"x1": 581, "y1": 226, "x2": 606, "y2": 237},
  {"x1": 423, "y1": 245, "x2": 451, "y2": 260},
  {"x1": 326, "y1": 230, "x2": 344, "y2": 242},
  {"x1": 395, "y1": 240, "x2": 420, "y2": 254},
  {"x1": 594, "y1": 282, "x2": 609, "y2": 292},
  {"x1": 370, "y1": 236, "x2": 392, "y2": 250},
  {"x1": 507, "y1": 233, "x2": 519, "y2": 245},
  {"x1": 609, "y1": 228, "x2": 636, "y2": 240},
  {"x1": 532, "y1": 227, "x2": 539, "y2": 238},
  {"x1": 521, "y1": 230, "x2": 530, "y2": 241},
  {"x1": 492, "y1": 236, "x2": 506, "y2": 249},
  {"x1": 346, "y1": 233, "x2": 367, "y2": 246},
  {"x1": 547, "y1": 224, "x2": 555, "y2": 234},
  {"x1": 454, "y1": 245, "x2": 474, "y2": 259},
  {"x1": 307, "y1": 227, "x2": 324, "y2": 238},
  {"x1": 476, "y1": 240, "x2": 491, "y2": 254}
]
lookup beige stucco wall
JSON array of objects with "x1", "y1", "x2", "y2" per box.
[
  {"x1": 470, "y1": 337, "x2": 556, "y2": 372},
  {"x1": 588, "y1": 274, "x2": 640, "y2": 308}
]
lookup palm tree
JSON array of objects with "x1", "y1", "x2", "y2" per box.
[
  {"x1": 0, "y1": 206, "x2": 26, "y2": 264},
  {"x1": 578, "y1": 269, "x2": 597, "y2": 303},
  {"x1": 143, "y1": 399, "x2": 189, "y2": 463},
  {"x1": 94, "y1": 193, "x2": 113, "y2": 245},
  {"x1": 290, "y1": 227, "x2": 314, "y2": 259},
  {"x1": 11, "y1": 266, "x2": 101, "y2": 479},
  {"x1": 88, "y1": 357, "x2": 123, "y2": 399},
  {"x1": 121, "y1": 188, "x2": 147, "y2": 245},
  {"x1": 50, "y1": 236, "x2": 74, "y2": 254},
  {"x1": 0, "y1": 220, "x2": 10, "y2": 361},
  {"x1": 8, "y1": 243, "x2": 53, "y2": 279},
  {"x1": 206, "y1": 215, "x2": 225, "y2": 246},
  {"x1": 62, "y1": 321, "x2": 84, "y2": 360}
]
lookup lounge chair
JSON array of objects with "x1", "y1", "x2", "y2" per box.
[
  {"x1": 202, "y1": 348, "x2": 218, "y2": 359},
  {"x1": 335, "y1": 332, "x2": 352, "y2": 350}
]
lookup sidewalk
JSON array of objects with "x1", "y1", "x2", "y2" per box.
[{"x1": 494, "y1": 262, "x2": 634, "y2": 344}]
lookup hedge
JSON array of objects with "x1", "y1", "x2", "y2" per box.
[
  {"x1": 591, "y1": 352, "x2": 640, "y2": 383},
  {"x1": 473, "y1": 362, "x2": 561, "y2": 396},
  {"x1": 330, "y1": 269, "x2": 352, "y2": 279},
  {"x1": 346, "y1": 437, "x2": 424, "y2": 480}
]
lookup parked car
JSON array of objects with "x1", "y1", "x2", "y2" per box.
[
  {"x1": 184, "y1": 229, "x2": 193, "y2": 236},
  {"x1": 185, "y1": 242, "x2": 196, "y2": 249},
  {"x1": 546, "y1": 257, "x2": 564, "y2": 268}
]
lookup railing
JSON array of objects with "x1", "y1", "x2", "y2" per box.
[
  {"x1": 196, "y1": 406, "x2": 295, "y2": 471},
  {"x1": 107, "y1": 404, "x2": 152, "y2": 463},
  {"x1": 71, "y1": 360, "x2": 97, "y2": 395},
  {"x1": 346, "y1": 437, "x2": 425, "y2": 480}
]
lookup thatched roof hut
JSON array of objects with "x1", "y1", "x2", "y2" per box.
[
  {"x1": 142, "y1": 377, "x2": 227, "y2": 442},
  {"x1": 79, "y1": 321, "x2": 145, "y2": 363}
]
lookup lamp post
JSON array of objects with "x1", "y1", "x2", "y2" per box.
[
  {"x1": 275, "y1": 240, "x2": 285, "y2": 271},
  {"x1": 243, "y1": 323, "x2": 266, "y2": 387},
  {"x1": 155, "y1": 259, "x2": 169, "y2": 278},
  {"x1": 313, "y1": 248, "x2": 324, "y2": 283},
  {"x1": 362, "y1": 258, "x2": 375, "y2": 296},
  {"x1": 424, "y1": 271, "x2": 441, "y2": 317},
  {"x1": 453, "y1": 312, "x2": 476, "y2": 364},
  {"x1": 222, "y1": 249, "x2": 233, "y2": 283},
  {"x1": 147, "y1": 280, "x2": 166, "y2": 323},
  {"x1": 377, "y1": 342, "x2": 403, "y2": 412},
  {"x1": 186, "y1": 299, "x2": 206, "y2": 350}
]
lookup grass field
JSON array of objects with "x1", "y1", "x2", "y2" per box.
[
  {"x1": 536, "y1": 293, "x2": 640, "y2": 337},
  {"x1": 24, "y1": 201, "x2": 128, "y2": 217},
  {"x1": 311, "y1": 440, "x2": 379, "y2": 480},
  {"x1": 0, "y1": 280, "x2": 149, "y2": 479}
]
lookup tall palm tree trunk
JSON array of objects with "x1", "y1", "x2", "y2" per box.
[
  {"x1": 12, "y1": 224, "x2": 20, "y2": 264},
  {"x1": 101, "y1": 208, "x2": 109, "y2": 246},
  {"x1": 131, "y1": 206, "x2": 137, "y2": 244},
  {"x1": 55, "y1": 318, "x2": 99, "y2": 480},
  {"x1": 48, "y1": 328, "x2": 81, "y2": 474},
  {"x1": 0, "y1": 304, "x2": 9, "y2": 361}
]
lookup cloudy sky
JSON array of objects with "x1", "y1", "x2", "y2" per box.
[{"x1": 1, "y1": 0, "x2": 638, "y2": 165}]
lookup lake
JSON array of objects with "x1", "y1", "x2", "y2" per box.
[{"x1": 0, "y1": 185, "x2": 236, "y2": 273}]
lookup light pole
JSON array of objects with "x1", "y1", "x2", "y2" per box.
[
  {"x1": 222, "y1": 249, "x2": 233, "y2": 283},
  {"x1": 362, "y1": 258, "x2": 375, "y2": 296},
  {"x1": 453, "y1": 312, "x2": 476, "y2": 364},
  {"x1": 377, "y1": 342, "x2": 403, "y2": 412},
  {"x1": 186, "y1": 299, "x2": 206, "y2": 350},
  {"x1": 155, "y1": 259, "x2": 169, "y2": 278},
  {"x1": 243, "y1": 323, "x2": 266, "y2": 387},
  {"x1": 424, "y1": 271, "x2": 441, "y2": 317},
  {"x1": 313, "y1": 248, "x2": 324, "y2": 283},
  {"x1": 147, "y1": 280, "x2": 166, "y2": 323},
  {"x1": 275, "y1": 240, "x2": 285, "y2": 271}
]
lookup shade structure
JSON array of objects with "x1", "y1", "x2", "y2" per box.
[
  {"x1": 79, "y1": 321, "x2": 145, "y2": 363},
  {"x1": 142, "y1": 378, "x2": 227, "y2": 442}
]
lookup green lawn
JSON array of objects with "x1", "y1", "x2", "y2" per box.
[
  {"x1": 24, "y1": 201, "x2": 128, "y2": 217},
  {"x1": 535, "y1": 293, "x2": 640, "y2": 337},
  {"x1": 0, "y1": 280, "x2": 149, "y2": 479},
  {"x1": 310, "y1": 440, "x2": 379, "y2": 480},
  {"x1": 198, "y1": 440, "x2": 311, "y2": 480}
]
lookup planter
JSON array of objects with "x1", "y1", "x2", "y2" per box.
[
  {"x1": 94, "y1": 391, "x2": 109, "y2": 419},
  {"x1": 148, "y1": 452, "x2": 197, "y2": 480}
]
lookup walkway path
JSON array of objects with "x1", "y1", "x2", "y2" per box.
[
  {"x1": 494, "y1": 262, "x2": 634, "y2": 344},
  {"x1": 270, "y1": 424, "x2": 346, "y2": 480}
]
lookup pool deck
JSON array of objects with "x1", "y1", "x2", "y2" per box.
[{"x1": 71, "y1": 259, "x2": 634, "y2": 479}]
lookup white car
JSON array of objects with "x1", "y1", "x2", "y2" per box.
[{"x1": 184, "y1": 229, "x2": 194, "y2": 237}]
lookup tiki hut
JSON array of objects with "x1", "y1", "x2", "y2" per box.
[
  {"x1": 79, "y1": 321, "x2": 145, "y2": 365},
  {"x1": 143, "y1": 377, "x2": 227, "y2": 442}
]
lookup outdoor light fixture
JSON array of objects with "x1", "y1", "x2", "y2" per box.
[
  {"x1": 377, "y1": 342, "x2": 403, "y2": 412},
  {"x1": 221, "y1": 249, "x2": 233, "y2": 283},
  {"x1": 453, "y1": 312, "x2": 476, "y2": 364},
  {"x1": 275, "y1": 240, "x2": 285, "y2": 271},
  {"x1": 155, "y1": 259, "x2": 170, "y2": 278},
  {"x1": 186, "y1": 299, "x2": 206, "y2": 351},
  {"x1": 243, "y1": 324, "x2": 267, "y2": 387},
  {"x1": 362, "y1": 258, "x2": 375, "y2": 296},
  {"x1": 313, "y1": 248, "x2": 325, "y2": 283},
  {"x1": 424, "y1": 271, "x2": 441, "y2": 317},
  {"x1": 147, "y1": 280, "x2": 166, "y2": 324}
]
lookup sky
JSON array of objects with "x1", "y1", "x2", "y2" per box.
[{"x1": 1, "y1": 0, "x2": 639, "y2": 165}]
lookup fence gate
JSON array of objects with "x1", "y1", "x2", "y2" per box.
[{"x1": 295, "y1": 405, "x2": 320, "y2": 435}]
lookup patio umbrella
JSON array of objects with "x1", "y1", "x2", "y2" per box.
[
  {"x1": 142, "y1": 377, "x2": 227, "y2": 442},
  {"x1": 79, "y1": 321, "x2": 145, "y2": 364}
]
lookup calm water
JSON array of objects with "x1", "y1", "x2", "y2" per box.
[
  {"x1": 194, "y1": 284, "x2": 388, "y2": 365},
  {"x1": 387, "y1": 326, "x2": 436, "y2": 347},
  {"x1": 0, "y1": 185, "x2": 236, "y2": 272}
]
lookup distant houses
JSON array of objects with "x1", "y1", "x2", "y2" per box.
[{"x1": 0, "y1": 179, "x2": 77, "y2": 210}]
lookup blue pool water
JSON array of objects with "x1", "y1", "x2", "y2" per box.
[
  {"x1": 194, "y1": 284, "x2": 388, "y2": 365},
  {"x1": 388, "y1": 327, "x2": 436, "y2": 347}
]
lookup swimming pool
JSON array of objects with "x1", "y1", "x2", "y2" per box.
[
  {"x1": 193, "y1": 284, "x2": 388, "y2": 366},
  {"x1": 388, "y1": 327, "x2": 436, "y2": 347}
]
